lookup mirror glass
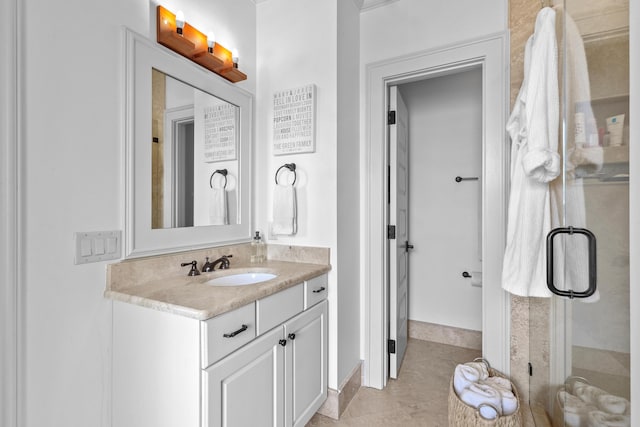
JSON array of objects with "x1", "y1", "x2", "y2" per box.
[
  {"x1": 151, "y1": 70, "x2": 239, "y2": 228},
  {"x1": 125, "y1": 29, "x2": 252, "y2": 258}
]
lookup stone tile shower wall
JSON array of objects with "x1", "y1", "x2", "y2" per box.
[{"x1": 508, "y1": 0, "x2": 553, "y2": 410}]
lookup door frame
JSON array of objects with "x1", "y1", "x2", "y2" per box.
[
  {"x1": 363, "y1": 32, "x2": 511, "y2": 389},
  {"x1": 1, "y1": 0, "x2": 21, "y2": 424}
]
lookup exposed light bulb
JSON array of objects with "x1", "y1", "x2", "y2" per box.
[
  {"x1": 207, "y1": 32, "x2": 216, "y2": 53},
  {"x1": 231, "y1": 48, "x2": 239, "y2": 68},
  {"x1": 175, "y1": 11, "x2": 185, "y2": 35}
]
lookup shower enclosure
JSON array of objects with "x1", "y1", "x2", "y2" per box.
[{"x1": 529, "y1": 0, "x2": 631, "y2": 425}]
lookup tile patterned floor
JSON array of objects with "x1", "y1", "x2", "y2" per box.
[{"x1": 307, "y1": 339, "x2": 482, "y2": 426}]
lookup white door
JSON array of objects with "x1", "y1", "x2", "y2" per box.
[
  {"x1": 388, "y1": 86, "x2": 411, "y2": 379},
  {"x1": 203, "y1": 326, "x2": 285, "y2": 427}
]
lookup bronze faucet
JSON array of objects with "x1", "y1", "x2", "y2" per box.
[{"x1": 210, "y1": 255, "x2": 233, "y2": 270}]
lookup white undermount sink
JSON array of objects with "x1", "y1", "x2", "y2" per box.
[{"x1": 206, "y1": 273, "x2": 277, "y2": 286}]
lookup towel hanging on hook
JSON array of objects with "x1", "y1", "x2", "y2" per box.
[
  {"x1": 275, "y1": 163, "x2": 297, "y2": 186},
  {"x1": 210, "y1": 169, "x2": 228, "y2": 189}
]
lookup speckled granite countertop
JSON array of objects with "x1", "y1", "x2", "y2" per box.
[{"x1": 104, "y1": 243, "x2": 331, "y2": 320}]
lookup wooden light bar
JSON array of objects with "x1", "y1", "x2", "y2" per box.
[{"x1": 156, "y1": 5, "x2": 247, "y2": 83}]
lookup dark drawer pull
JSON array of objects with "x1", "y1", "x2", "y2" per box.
[
  {"x1": 312, "y1": 287, "x2": 326, "y2": 294},
  {"x1": 223, "y1": 324, "x2": 248, "y2": 338}
]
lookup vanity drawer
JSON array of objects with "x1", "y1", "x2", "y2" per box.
[
  {"x1": 201, "y1": 302, "x2": 256, "y2": 368},
  {"x1": 304, "y1": 274, "x2": 328, "y2": 309},
  {"x1": 256, "y1": 283, "x2": 303, "y2": 335}
]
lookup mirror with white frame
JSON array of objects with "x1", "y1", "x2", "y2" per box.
[{"x1": 125, "y1": 29, "x2": 252, "y2": 257}]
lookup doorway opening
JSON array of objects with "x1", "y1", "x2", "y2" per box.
[
  {"x1": 388, "y1": 68, "x2": 484, "y2": 377},
  {"x1": 364, "y1": 34, "x2": 510, "y2": 389}
]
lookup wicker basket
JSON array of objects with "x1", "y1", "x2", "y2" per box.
[{"x1": 448, "y1": 361, "x2": 522, "y2": 427}]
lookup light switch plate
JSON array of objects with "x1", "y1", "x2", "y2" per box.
[{"x1": 74, "y1": 230, "x2": 122, "y2": 264}]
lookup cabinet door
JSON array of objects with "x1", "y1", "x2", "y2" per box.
[
  {"x1": 283, "y1": 300, "x2": 328, "y2": 427},
  {"x1": 203, "y1": 326, "x2": 285, "y2": 427}
]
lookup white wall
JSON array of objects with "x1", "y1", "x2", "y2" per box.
[
  {"x1": 360, "y1": 0, "x2": 507, "y2": 65},
  {"x1": 336, "y1": 0, "x2": 361, "y2": 385},
  {"x1": 18, "y1": 0, "x2": 255, "y2": 425},
  {"x1": 256, "y1": 0, "x2": 362, "y2": 391},
  {"x1": 400, "y1": 69, "x2": 483, "y2": 332}
]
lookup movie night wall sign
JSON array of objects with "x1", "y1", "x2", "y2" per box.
[{"x1": 273, "y1": 84, "x2": 316, "y2": 155}]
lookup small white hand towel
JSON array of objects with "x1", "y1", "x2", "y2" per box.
[
  {"x1": 587, "y1": 410, "x2": 630, "y2": 427},
  {"x1": 482, "y1": 377, "x2": 518, "y2": 415},
  {"x1": 459, "y1": 383, "x2": 503, "y2": 418},
  {"x1": 596, "y1": 394, "x2": 630, "y2": 415},
  {"x1": 557, "y1": 390, "x2": 597, "y2": 427},
  {"x1": 209, "y1": 188, "x2": 228, "y2": 225},
  {"x1": 453, "y1": 364, "x2": 482, "y2": 396},
  {"x1": 272, "y1": 184, "x2": 297, "y2": 235}
]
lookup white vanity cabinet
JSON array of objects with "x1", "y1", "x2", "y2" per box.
[
  {"x1": 203, "y1": 300, "x2": 327, "y2": 427},
  {"x1": 112, "y1": 274, "x2": 328, "y2": 427}
]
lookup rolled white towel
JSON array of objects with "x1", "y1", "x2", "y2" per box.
[
  {"x1": 587, "y1": 410, "x2": 630, "y2": 427},
  {"x1": 454, "y1": 364, "x2": 482, "y2": 396},
  {"x1": 464, "y1": 361, "x2": 489, "y2": 381},
  {"x1": 557, "y1": 390, "x2": 597, "y2": 427},
  {"x1": 575, "y1": 383, "x2": 607, "y2": 406},
  {"x1": 459, "y1": 383, "x2": 503, "y2": 416},
  {"x1": 596, "y1": 394, "x2": 630, "y2": 415},
  {"x1": 481, "y1": 377, "x2": 518, "y2": 415}
]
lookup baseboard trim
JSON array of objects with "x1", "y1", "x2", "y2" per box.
[
  {"x1": 408, "y1": 320, "x2": 482, "y2": 350},
  {"x1": 317, "y1": 361, "x2": 362, "y2": 419}
]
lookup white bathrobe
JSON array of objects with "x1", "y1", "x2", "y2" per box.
[{"x1": 502, "y1": 7, "x2": 560, "y2": 297}]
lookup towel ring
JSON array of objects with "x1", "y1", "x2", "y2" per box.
[
  {"x1": 275, "y1": 163, "x2": 296, "y2": 186},
  {"x1": 210, "y1": 169, "x2": 228, "y2": 189}
]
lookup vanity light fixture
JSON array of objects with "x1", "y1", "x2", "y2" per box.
[
  {"x1": 175, "y1": 11, "x2": 185, "y2": 35},
  {"x1": 231, "y1": 48, "x2": 239, "y2": 68},
  {"x1": 207, "y1": 32, "x2": 216, "y2": 53},
  {"x1": 156, "y1": 5, "x2": 247, "y2": 83}
]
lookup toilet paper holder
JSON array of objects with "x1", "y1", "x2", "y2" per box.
[{"x1": 462, "y1": 271, "x2": 471, "y2": 278}]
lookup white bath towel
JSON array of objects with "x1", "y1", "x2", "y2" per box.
[
  {"x1": 272, "y1": 184, "x2": 297, "y2": 235},
  {"x1": 464, "y1": 362, "x2": 489, "y2": 381},
  {"x1": 575, "y1": 383, "x2": 607, "y2": 406},
  {"x1": 587, "y1": 411, "x2": 630, "y2": 427},
  {"x1": 502, "y1": 7, "x2": 559, "y2": 297},
  {"x1": 596, "y1": 394, "x2": 630, "y2": 415},
  {"x1": 459, "y1": 383, "x2": 503, "y2": 417},
  {"x1": 209, "y1": 188, "x2": 228, "y2": 225},
  {"x1": 482, "y1": 377, "x2": 518, "y2": 415},
  {"x1": 453, "y1": 364, "x2": 483, "y2": 396},
  {"x1": 557, "y1": 390, "x2": 597, "y2": 427}
]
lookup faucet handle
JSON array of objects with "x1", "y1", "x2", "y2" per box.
[{"x1": 181, "y1": 260, "x2": 200, "y2": 276}]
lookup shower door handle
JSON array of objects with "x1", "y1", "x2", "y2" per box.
[{"x1": 546, "y1": 226, "x2": 597, "y2": 299}]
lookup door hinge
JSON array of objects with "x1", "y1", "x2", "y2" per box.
[
  {"x1": 388, "y1": 339, "x2": 396, "y2": 354},
  {"x1": 388, "y1": 110, "x2": 396, "y2": 125},
  {"x1": 387, "y1": 225, "x2": 396, "y2": 239},
  {"x1": 528, "y1": 362, "x2": 533, "y2": 377}
]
